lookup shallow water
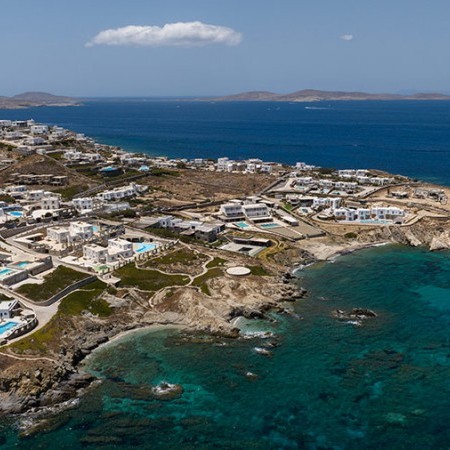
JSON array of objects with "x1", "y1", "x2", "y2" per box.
[{"x1": 3, "y1": 245, "x2": 450, "y2": 449}]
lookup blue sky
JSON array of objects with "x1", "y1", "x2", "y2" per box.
[{"x1": 1, "y1": 0, "x2": 450, "y2": 96}]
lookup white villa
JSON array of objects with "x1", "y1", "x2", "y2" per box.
[
  {"x1": 83, "y1": 238, "x2": 133, "y2": 264},
  {"x1": 47, "y1": 221, "x2": 95, "y2": 245},
  {"x1": 0, "y1": 299, "x2": 18, "y2": 319},
  {"x1": 72, "y1": 197, "x2": 94, "y2": 212},
  {"x1": 47, "y1": 226, "x2": 70, "y2": 244},
  {"x1": 96, "y1": 183, "x2": 146, "y2": 202},
  {"x1": 41, "y1": 196, "x2": 60, "y2": 210},
  {"x1": 83, "y1": 244, "x2": 108, "y2": 263},
  {"x1": 69, "y1": 221, "x2": 94, "y2": 240},
  {"x1": 332, "y1": 206, "x2": 405, "y2": 222},
  {"x1": 242, "y1": 203, "x2": 271, "y2": 220},
  {"x1": 219, "y1": 203, "x2": 245, "y2": 221},
  {"x1": 312, "y1": 197, "x2": 342, "y2": 209}
]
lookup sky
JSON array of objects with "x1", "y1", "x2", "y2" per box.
[{"x1": 1, "y1": 0, "x2": 450, "y2": 97}]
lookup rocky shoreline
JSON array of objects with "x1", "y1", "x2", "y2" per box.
[
  {"x1": 2, "y1": 214, "x2": 450, "y2": 423},
  {"x1": 0, "y1": 259, "x2": 308, "y2": 419}
]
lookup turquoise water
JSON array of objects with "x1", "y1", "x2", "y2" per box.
[
  {"x1": 0, "y1": 268, "x2": 13, "y2": 277},
  {"x1": 135, "y1": 243, "x2": 157, "y2": 253},
  {"x1": 360, "y1": 219, "x2": 390, "y2": 224},
  {"x1": 3, "y1": 245, "x2": 450, "y2": 448},
  {"x1": 8, "y1": 211, "x2": 23, "y2": 218},
  {"x1": 14, "y1": 262, "x2": 30, "y2": 268},
  {"x1": 0, "y1": 322, "x2": 18, "y2": 336},
  {"x1": 260, "y1": 222, "x2": 281, "y2": 229},
  {"x1": 234, "y1": 222, "x2": 250, "y2": 229}
]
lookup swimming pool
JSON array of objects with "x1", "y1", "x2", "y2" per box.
[
  {"x1": 234, "y1": 222, "x2": 250, "y2": 229},
  {"x1": 260, "y1": 223, "x2": 281, "y2": 229},
  {"x1": 8, "y1": 211, "x2": 23, "y2": 218},
  {"x1": 135, "y1": 243, "x2": 157, "y2": 253},
  {"x1": 360, "y1": 219, "x2": 390, "y2": 225},
  {"x1": 0, "y1": 268, "x2": 13, "y2": 277},
  {"x1": 0, "y1": 321, "x2": 18, "y2": 336},
  {"x1": 14, "y1": 261, "x2": 31, "y2": 269}
]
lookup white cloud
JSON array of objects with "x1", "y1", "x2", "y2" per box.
[
  {"x1": 86, "y1": 21, "x2": 242, "y2": 48},
  {"x1": 339, "y1": 34, "x2": 354, "y2": 41}
]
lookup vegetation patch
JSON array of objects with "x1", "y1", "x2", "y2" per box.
[
  {"x1": 47, "y1": 152, "x2": 64, "y2": 160},
  {"x1": 145, "y1": 227, "x2": 197, "y2": 244},
  {"x1": 344, "y1": 232, "x2": 358, "y2": 239},
  {"x1": 145, "y1": 248, "x2": 206, "y2": 268},
  {"x1": 9, "y1": 279, "x2": 108, "y2": 354},
  {"x1": 116, "y1": 264, "x2": 189, "y2": 292},
  {"x1": 206, "y1": 257, "x2": 226, "y2": 268},
  {"x1": 17, "y1": 266, "x2": 90, "y2": 302},
  {"x1": 59, "y1": 289, "x2": 111, "y2": 317},
  {"x1": 248, "y1": 265, "x2": 271, "y2": 276},
  {"x1": 9, "y1": 316, "x2": 62, "y2": 354},
  {"x1": 0, "y1": 194, "x2": 16, "y2": 204},
  {"x1": 55, "y1": 185, "x2": 89, "y2": 200},
  {"x1": 0, "y1": 293, "x2": 12, "y2": 301},
  {"x1": 151, "y1": 168, "x2": 180, "y2": 177},
  {"x1": 192, "y1": 267, "x2": 223, "y2": 296}
]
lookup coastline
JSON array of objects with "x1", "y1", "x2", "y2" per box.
[
  {"x1": 82, "y1": 323, "x2": 186, "y2": 364},
  {"x1": 0, "y1": 239, "x2": 411, "y2": 422},
  {"x1": 1, "y1": 113, "x2": 450, "y2": 434}
]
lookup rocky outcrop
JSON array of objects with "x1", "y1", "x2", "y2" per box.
[
  {"x1": 0, "y1": 251, "x2": 305, "y2": 416},
  {"x1": 333, "y1": 308, "x2": 378, "y2": 321},
  {"x1": 345, "y1": 217, "x2": 450, "y2": 252}
]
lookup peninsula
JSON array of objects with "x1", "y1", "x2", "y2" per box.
[
  {"x1": 0, "y1": 119, "x2": 450, "y2": 430},
  {"x1": 210, "y1": 89, "x2": 450, "y2": 102},
  {"x1": 0, "y1": 93, "x2": 80, "y2": 110}
]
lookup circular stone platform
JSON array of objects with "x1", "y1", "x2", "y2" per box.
[{"x1": 226, "y1": 266, "x2": 251, "y2": 276}]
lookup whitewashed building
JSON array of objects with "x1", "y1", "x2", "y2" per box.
[
  {"x1": 69, "y1": 222, "x2": 94, "y2": 240},
  {"x1": 41, "y1": 196, "x2": 60, "y2": 210}
]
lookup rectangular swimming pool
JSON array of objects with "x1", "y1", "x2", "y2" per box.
[
  {"x1": 14, "y1": 261, "x2": 31, "y2": 269},
  {"x1": 0, "y1": 268, "x2": 13, "y2": 277},
  {"x1": 0, "y1": 321, "x2": 18, "y2": 336},
  {"x1": 234, "y1": 222, "x2": 250, "y2": 229},
  {"x1": 360, "y1": 219, "x2": 390, "y2": 225},
  {"x1": 135, "y1": 243, "x2": 157, "y2": 253},
  {"x1": 260, "y1": 223, "x2": 281, "y2": 229}
]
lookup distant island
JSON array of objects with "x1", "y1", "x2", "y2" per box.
[
  {"x1": 0, "y1": 92, "x2": 80, "y2": 109},
  {"x1": 209, "y1": 89, "x2": 450, "y2": 102}
]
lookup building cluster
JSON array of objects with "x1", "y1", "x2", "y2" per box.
[
  {"x1": 216, "y1": 157, "x2": 277, "y2": 174},
  {"x1": 218, "y1": 198, "x2": 273, "y2": 223},
  {"x1": 0, "y1": 181, "x2": 148, "y2": 224},
  {"x1": 73, "y1": 183, "x2": 148, "y2": 214},
  {"x1": 13, "y1": 218, "x2": 161, "y2": 269},
  {"x1": 288, "y1": 168, "x2": 394, "y2": 197},
  {"x1": 140, "y1": 216, "x2": 225, "y2": 243},
  {"x1": 0, "y1": 119, "x2": 89, "y2": 152},
  {"x1": 331, "y1": 206, "x2": 405, "y2": 223}
]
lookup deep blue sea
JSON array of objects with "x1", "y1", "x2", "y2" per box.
[
  {"x1": 1, "y1": 101, "x2": 450, "y2": 448},
  {"x1": 2, "y1": 100, "x2": 450, "y2": 184}
]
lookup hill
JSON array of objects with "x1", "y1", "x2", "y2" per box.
[
  {"x1": 211, "y1": 89, "x2": 450, "y2": 102},
  {"x1": 0, "y1": 92, "x2": 79, "y2": 109}
]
